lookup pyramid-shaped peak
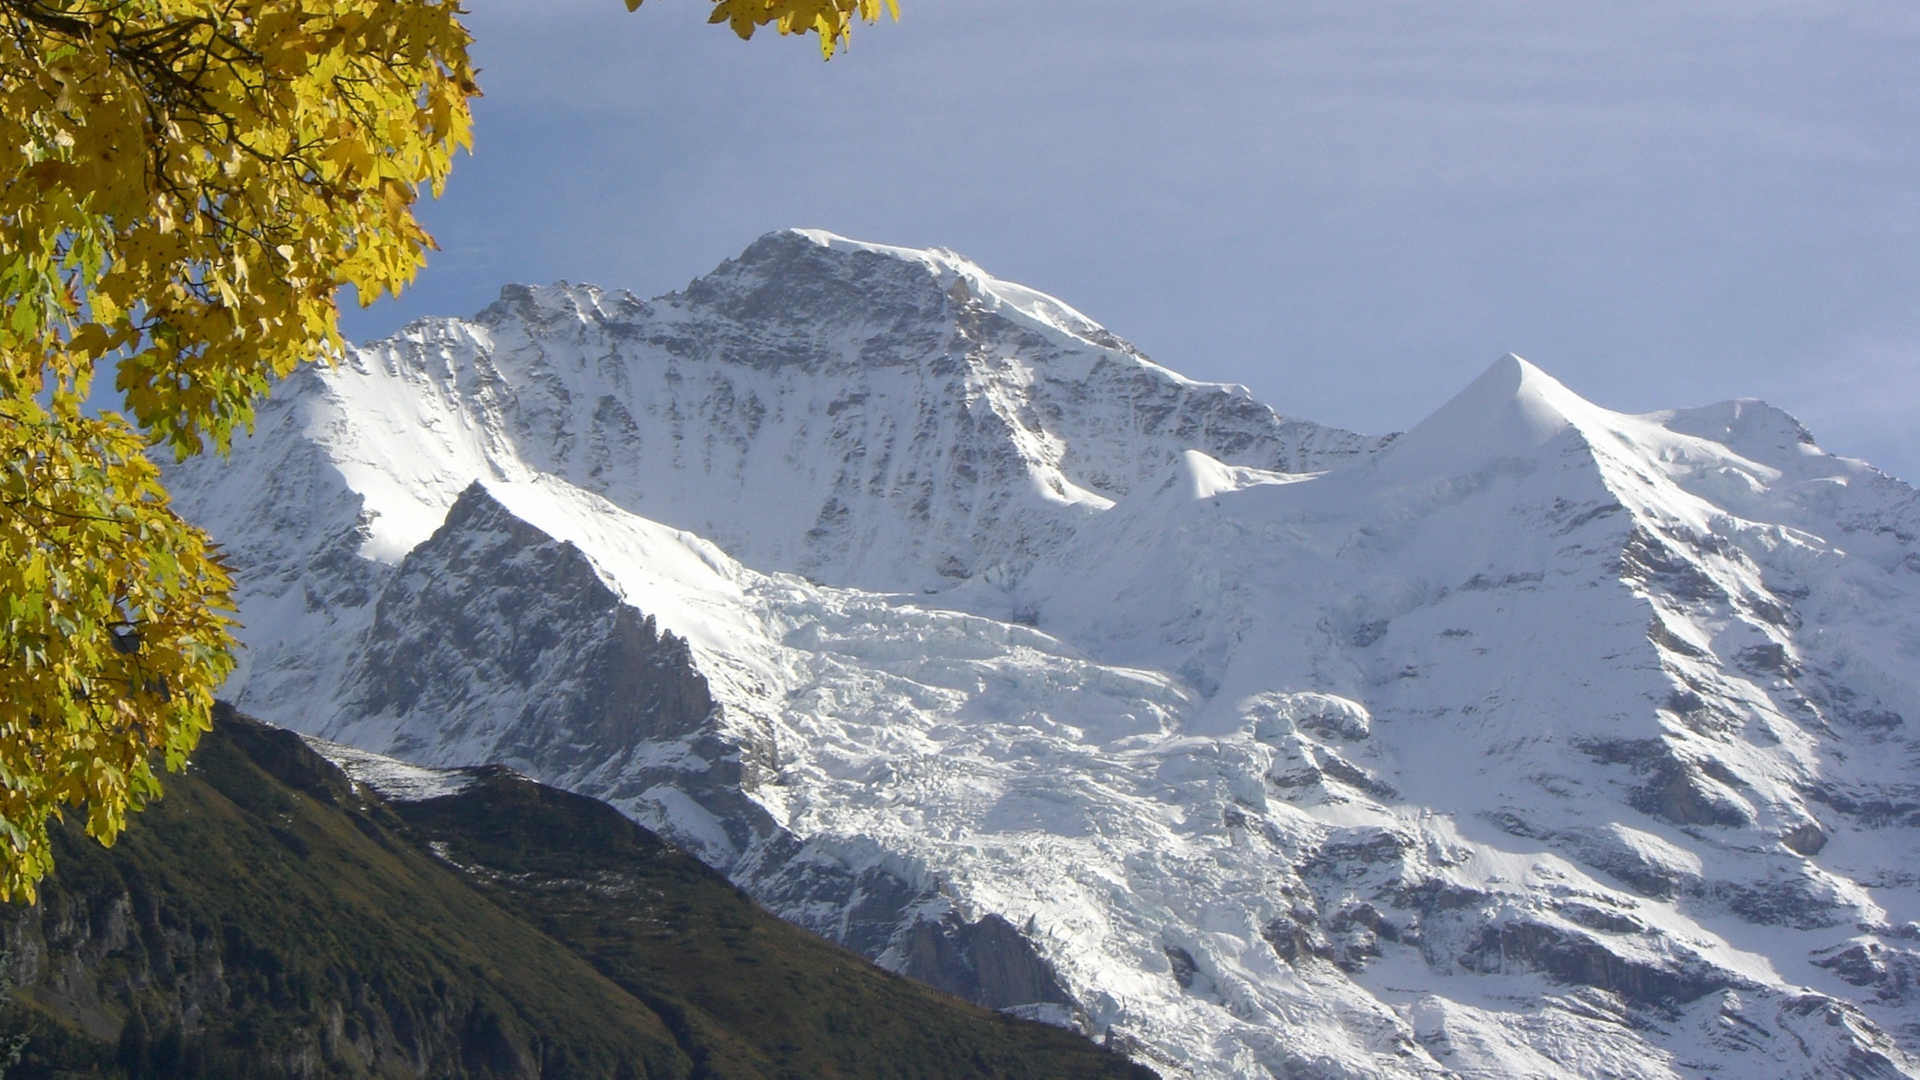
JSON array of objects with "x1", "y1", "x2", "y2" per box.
[
  {"x1": 1467, "y1": 352, "x2": 1565, "y2": 401},
  {"x1": 1484, "y1": 350, "x2": 1537, "y2": 384},
  {"x1": 1372, "y1": 354, "x2": 1605, "y2": 478}
]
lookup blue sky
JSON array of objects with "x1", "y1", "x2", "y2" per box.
[{"x1": 341, "y1": 0, "x2": 1919, "y2": 483}]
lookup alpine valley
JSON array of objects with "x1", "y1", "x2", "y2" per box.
[{"x1": 163, "y1": 230, "x2": 1920, "y2": 1079}]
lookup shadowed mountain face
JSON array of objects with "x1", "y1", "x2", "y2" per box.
[
  {"x1": 164, "y1": 231, "x2": 1920, "y2": 1078},
  {"x1": 0, "y1": 705, "x2": 1156, "y2": 1080}
]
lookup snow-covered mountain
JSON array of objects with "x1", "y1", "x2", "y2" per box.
[{"x1": 168, "y1": 229, "x2": 1920, "y2": 1078}]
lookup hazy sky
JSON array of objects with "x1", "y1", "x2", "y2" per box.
[{"x1": 340, "y1": 0, "x2": 1919, "y2": 483}]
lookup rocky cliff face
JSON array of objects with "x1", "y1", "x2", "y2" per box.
[
  {"x1": 336, "y1": 482, "x2": 744, "y2": 812},
  {"x1": 164, "y1": 231, "x2": 1920, "y2": 1078}
]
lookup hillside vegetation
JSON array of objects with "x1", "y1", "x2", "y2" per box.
[{"x1": 0, "y1": 705, "x2": 1155, "y2": 1079}]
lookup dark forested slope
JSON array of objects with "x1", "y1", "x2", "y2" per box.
[{"x1": 0, "y1": 705, "x2": 1154, "y2": 1079}]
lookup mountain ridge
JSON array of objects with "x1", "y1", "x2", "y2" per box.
[{"x1": 164, "y1": 231, "x2": 1920, "y2": 1079}]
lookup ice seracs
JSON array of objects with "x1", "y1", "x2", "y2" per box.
[{"x1": 166, "y1": 233, "x2": 1920, "y2": 1079}]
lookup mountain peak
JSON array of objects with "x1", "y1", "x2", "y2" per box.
[
  {"x1": 1371, "y1": 352, "x2": 1601, "y2": 479},
  {"x1": 1454, "y1": 350, "x2": 1584, "y2": 424},
  {"x1": 1653, "y1": 396, "x2": 1820, "y2": 458},
  {"x1": 704, "y1": 228, "x2": 1123, "y2": 352},
  {"x1": 164, "y1": 229, "x2": 1920, "y2": 1080},
  {"x1": 1485, "y1": 349, "x2": 1538, "y2": 383}
]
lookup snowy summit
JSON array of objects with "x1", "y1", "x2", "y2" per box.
[{"x1": 168, "y1": 231, "x2": 1920, "y2": 1079}]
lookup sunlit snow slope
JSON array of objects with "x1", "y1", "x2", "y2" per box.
[{"x1": 168, "y1": 231, "x2": 1920, "y2": 1079}]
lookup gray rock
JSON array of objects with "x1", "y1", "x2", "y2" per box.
[{"x1": 900, "y1": 913, "x2": 1076, "y2": 1011}]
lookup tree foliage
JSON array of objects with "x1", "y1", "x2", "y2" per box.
[
  {"x1": 631, "y1": 0, "x2": 899, "y2": 59},
  {"x1": 0, "y1": 0, "x2": 475, "y2": 902},
  {"x1": 0, "y1": 0, "x2": 899, "y2": 903}
]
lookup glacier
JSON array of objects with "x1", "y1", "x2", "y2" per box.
[{"x1": 166, "y1": 229, "x2": 1920, "y2": 1078}]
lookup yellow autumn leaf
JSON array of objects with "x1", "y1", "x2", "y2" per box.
[
  {"x1": 0, "y1": 0, "x2": 476, "y2": 903},
  {"x1": 0, "y1": 0, "x2": 901, "y2": 906}
]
